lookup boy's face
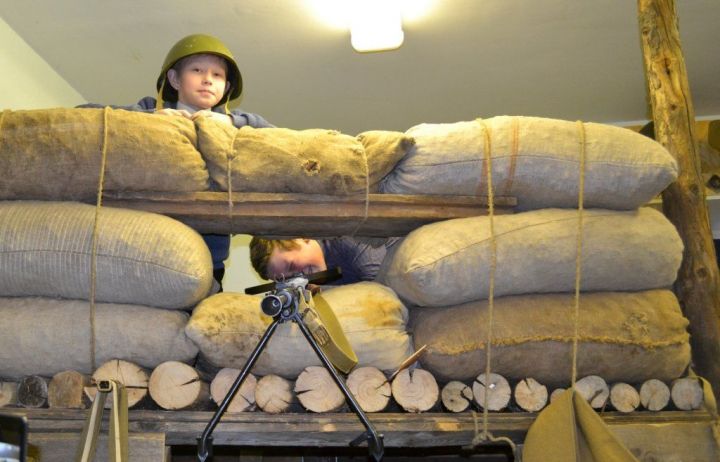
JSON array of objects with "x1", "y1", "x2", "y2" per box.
[
  {"x1": 167, "y1": 54, "x2": 230, "y2": 110},
  {"x1": 266, "y1": 239, "x2": 327, "y2": 280}
]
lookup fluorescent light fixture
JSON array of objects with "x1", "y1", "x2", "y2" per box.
[{"x1": 350, "y1": 1, "x2": 404, "y2": 52}]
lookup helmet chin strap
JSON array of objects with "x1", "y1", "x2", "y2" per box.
[{"x1": 156, "y1": 79, "x2": 166, "y2": 111}]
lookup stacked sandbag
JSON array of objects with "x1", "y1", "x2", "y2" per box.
[
  {"x1": 196, "y1": 117, "x2": 413, "y2": 194},
  {"x1": 186, "y1": 282, "x2": 413, "y2": 377},
  {"x1": 410, "y1": 290, "x2": 690, "y2": 387},
  {"x1": 0, "y1": 298, "x2": 198, "y2": 378},
  {"x1": 379, "y1": 207, "x2": 687, "y2": 385},
  {"x1": 380, "y1": 116, "x2": 678, "y2": 210},
  {"x1": 380, "y1": 208, "x2": 682, "y2": 307},
  {"x1": 0, "y1": 201, "x2": 212, "y2": 378},
  {"x1": 0, "y1": 108, "x2": 209, "y2": 200},
  {"x1": 0, "y1": 201, "x2": 213, "y2": 308}
]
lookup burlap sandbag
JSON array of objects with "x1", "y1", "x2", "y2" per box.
[
  {"x1": 0, "y1": 201, "x2": 213, "y2": 309},
  {"x1": 0, "y1": 108, "x2": 209, "y2": 200},
  {"x1": 185, "y1": 282, "x2": 413, "y2": 377},
  {"x1": 379, "y1": 207, "x2": 682, "y2": 307},
  {"x1": 411, "y1": 290, "x2": 690, "y2": 386},
  {"x1": 0, "y1": 297, "x2": 198, "y2": 378},
  {"x1": 196, "y1": 118, "x2": 411, "y2": 193},
  {"x1": 380, "y1": 116, "x2": 678, "y2": 210}
]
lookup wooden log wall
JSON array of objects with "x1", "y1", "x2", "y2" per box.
[{"x1": 638, "y1": 0, "x2": 720, "y2": 401}]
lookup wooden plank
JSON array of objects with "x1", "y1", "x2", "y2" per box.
[
  {"x1": 4, "y1": 409, "x2": 715, "y2": 448},
  {"x1": 100, "y1": 192, "x2": 516, "y2": 237},
  {"x1": 28, "y1": 432, "x2": 166, "y2": 462},
  {"x1": 638, "y1": 0, "x2": 720, "y2": 401}
]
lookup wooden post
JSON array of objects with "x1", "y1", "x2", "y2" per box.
[{"x1": 638, "y1": 0, "x2": 720, "y2": 400}]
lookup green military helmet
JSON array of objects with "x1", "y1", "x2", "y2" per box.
[{"x1": 156, "y1": 34, "x2": 243, "y2": 105}]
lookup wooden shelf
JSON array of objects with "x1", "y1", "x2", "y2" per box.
[
  {"x1": 3, "y1": 408, "x2": 716, "y2": 449},
  {"x1": 100, "y1": 192, "x2": 516, "y2": 237}
]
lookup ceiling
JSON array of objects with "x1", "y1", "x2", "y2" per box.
[{"x1": 1, "y1": 0, "x2": 719, "y2": 134}]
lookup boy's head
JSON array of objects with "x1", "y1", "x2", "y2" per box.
[
  {"x1": 250, "y1": 238, "x2": 327, "y2": 280},
  {"x1": 156, "y1": 34, "x2": 242, "y2": 109}
]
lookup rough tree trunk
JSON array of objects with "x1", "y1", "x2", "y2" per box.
[{"x1": 638, "y1": 0, "x2": 720, "y2": 401}]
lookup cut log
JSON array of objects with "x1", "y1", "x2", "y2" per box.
[
  {"x1": 149, "y1": 361, "x2": 210, "y2": 411},
  {"x1": 210, "y1": 368, "x2": 257, "y2": 413},
  {"x1": 549, "y1": 388, "x2": 566, "y2": 403},
  {"x1": 392, "y1": 368, "x2": 439, "y2": 413},
  {"x1": 255, "y1": 374, "x2": 295, "y2": 414},
  {"x1": 17, "y1": 375, "x2": 49, "y2": 408},
  {"x1": 639, "y1": 379, "x2": 671, "y2": 411},
  {"x1": 671, "y1": 377, "x2": 704, "y2": 410},
  {"x1": 472, "y1": 373, "x2": 511, "y2": 412},
  {"x1": 575, "y1": 375, "x2": 609, "y2": 409},
  {"x1": 347, "y1": 366, "x2": 391, "y2": 413},
  {"x1": 514, "y1": 378, "x2": 548, "y2": 412},
  {"x1": 48, "y1": 370, "x2": 90, "y2": 409},
  {"x1": 441, "y1": 381, "x2": 473, "y2": 413},
  {"x1": 85, "y1": 359, "x2": 149, "y2": 408},
  {"x1": 295, "y1": 366, "x2": 345, "y2": 413},
  {"x1": 0, "y1": 381, "x2": 18, "y2": 407},
  {"x1": 609, "y1": 383, "x2": 640, "y2": 413}
]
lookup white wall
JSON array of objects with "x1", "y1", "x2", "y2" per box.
[
  {"x1": 224, "y1": 235, "x2": 265, "y2": 293},
  {"x1": 0, "y1": 16, "x2": 85, "y2": 109}
]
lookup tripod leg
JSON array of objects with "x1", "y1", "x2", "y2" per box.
[
  {"x1": 197, "y1": 317, "x2": 282, "y2": 462},
  {"x1": 293, "y1": 313, "x2": 385, "y2": 462}
]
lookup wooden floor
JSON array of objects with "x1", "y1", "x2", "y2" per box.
[{"x1": 3, "y1": 408, "x2": 718, "y2": 461}]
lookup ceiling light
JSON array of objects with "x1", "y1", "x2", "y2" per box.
[{"x1": 350, "y1": 1, "x2": 404, "y2": 53}]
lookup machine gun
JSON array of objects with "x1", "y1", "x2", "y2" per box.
[{"x1": 197, "y1": 268, "x2": 384, "y2": 462}]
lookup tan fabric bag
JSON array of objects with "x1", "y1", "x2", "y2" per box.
[
  {"x1": 0, "y1": 297, "x2": 198, "y2": 378},
  {"x1": 380, "y1": 116, "x2": 678, "y2": 210},
  {"x1": 185, "y1": 282, "x2": 413, "y2": 377},
  {"x1": 411, "y1": 290, "x2": 690, "y2": 386},
  {"x1": 0, "y1": 201, "x2": 213, "y2": 309},
  {"x1": 380, "y1": 207, "x2": 683, "y2": 307},
  {"x1": 0, "y1": 108, "x2": 209, "y2": 200},
  {"x1": 196, "y1": 118, "x2": 411, "y2": 193}
]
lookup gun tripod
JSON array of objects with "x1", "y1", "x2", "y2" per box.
[{"x1": 197, "y1": 269, "x2": 384, "y2": 462}]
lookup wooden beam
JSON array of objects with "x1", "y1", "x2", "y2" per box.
[
  {"x1": 638, "y1": 0, "x2": 720, "y2": 400},
  {"x1": 4, "y1": 409, "x2": 715, "y2": 448},
  {"x1": 100, "y1": 192, "x2": 516, "y2": 238}
]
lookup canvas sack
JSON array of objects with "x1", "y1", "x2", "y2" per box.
[
  {"x1": 380, "y1": 207, "x2": 682, "y2": 307},
  {"x1": 0, "y1": 201, "x2": 213, "y2": 309},
  {"x1": 0, "y1": 297, "x2": 198, "y2": 378},
  {"x1": 196, "y1": 118, "x2": 411, "y2": 194},
  {"x1": 185, "y1": 282, "x2": 413, "y2": 377},
  {"x1": 380, "y1": 116, "x2": 678, "y2": 210},
  {"x1": 411, "y1": 290, "x2": 690, "y2": 387},
  {"x1": 0, "y1": 108, "x2": 209, "y2": 200}
]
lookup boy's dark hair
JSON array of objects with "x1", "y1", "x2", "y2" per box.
[{"x1": 249, "y1": 237, "x2": 301, "y2": 279}]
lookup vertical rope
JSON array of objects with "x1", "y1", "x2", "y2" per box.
[
  {"x1": 504, "y1": 117, "x2": 520, "y2": 196},
  {"x1": 89, "y1": 106, "x2": 111, "y2": 372},
  {"x1": 571, "y1": 121, "x2": 587, "y2": 388},
  {"x1": 478, "y1": 119, "x2": 496, "y2": 438},
  {"x1": 0, "y1": 110, "x2": 7, "y2": 135},
  {"x1": 349, "y1": 147, "x2": 370, "y2": 237},
  {"x1": 227, "y1": 128, "x2": 241, "y2": 231}
]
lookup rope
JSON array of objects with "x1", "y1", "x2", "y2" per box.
[
  {"x1": 0, "y1": 110, "x2": 7, "y2": 135},
  {"x1": 571, "y1": 120, "x2": 587, "y2": 388},
  {"x1": 349, "y1": 146, "x2": 371, "y2": 237},
  {"x1": 227, "y1": 128, "x2": 241, "y2": 232},
  {"x1": 89, "y1": 106, "x2": 110, "y2": 372},
  {"x1": 504, "y1": 117, "x2": 520, "y2": 196}
]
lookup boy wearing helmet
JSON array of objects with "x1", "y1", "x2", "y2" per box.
[{"x1": 82, "y1": 34, "x2": 273, "y2": 288}]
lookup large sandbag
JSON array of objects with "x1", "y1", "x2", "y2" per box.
[
  {"x1": 196, "y1": 118, "x2": 412, "y2": 193},
  {"x1": 0, "y1": 201, "x2": 213, "y2": 309},
  {"x1": 0, "y1": 297, "x2": 198, "y2": 378},
  {"x1": 411, "y1": 290, "x2": 690, "y2": 387},
  {"x1": 379, "y1": 207, "x2": 682, "y2": 307},
  {"x1": 0, "y1": 108, "x2": 209, "y2": 200},
  {"x1": 185, "y1": 282, "x2": 413, "y2": 377},
  {"x1": 380, "y1": 116, "x2": 678, "y2": 210}
]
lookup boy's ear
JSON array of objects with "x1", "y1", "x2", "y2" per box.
[
  {"x1": 166, "y1": 69, "x2": 181, "y2": 91},
  {"x1": 224, "y1": 81, "x2": 231, "y2": 96}
]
